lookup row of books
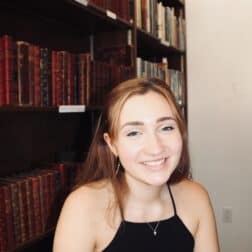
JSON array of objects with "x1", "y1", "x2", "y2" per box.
[
  {"x1": 136, "y1": 57, "x2": 185, "y2": 106},
  {"x1": 136, "y1": 0, "x2": 186, "y2": 50},
  {"x1": 0, "y1": 35, "x2": 134, "y2": 107},
  {"x1": 90, "y1": 0, "x2": 132, "y2": 22},
  {"x1": 0, "y1": 162, "x2": 81, "y2": 252}
]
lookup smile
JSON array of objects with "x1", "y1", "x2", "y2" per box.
[{"x1": 143, "y1": 158, "x2": 166, "y2": 166}]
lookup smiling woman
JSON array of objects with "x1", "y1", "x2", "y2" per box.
[
  {"x1": 104, "y1": 91, "x2": 183, "y2": 187},
  {"x1": 53, "y1": 77, "x2": 220, "y2": 252}
]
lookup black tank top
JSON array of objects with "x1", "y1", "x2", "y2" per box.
[{"x1": 102, "y1": 185, "x2": 194, "y2": 252}]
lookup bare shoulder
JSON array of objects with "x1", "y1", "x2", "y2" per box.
[
  {"x1": 172, "y1": 179, "x2": 220, "y2": 252},
  {"x1": 53, "y1": 180, "x2": 113, "y2": 252},
  {"x1": 60, "y1": 179, "x2": 112, "y2": 221},
  {"x1": 173, "y1": 179, "x2": 212, "y2": 209},
  {"x1": 67, "y1": 179, "x2": 112, "y2": 208},
  {"x1": 170, "y1": 179, "x2": 214, "y2": 233}
]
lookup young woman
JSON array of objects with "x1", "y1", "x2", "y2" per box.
[{"x1": 53, "y1": 77, "x2": 220, "y2": 252}]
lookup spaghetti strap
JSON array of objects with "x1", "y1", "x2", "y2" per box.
[{"x1": 168, "y1": 184, "x2": 177, "y2": 215}]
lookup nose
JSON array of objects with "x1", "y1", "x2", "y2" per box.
[{"x1": 144, "y1": 132, "x2": 164, "y2": 156}]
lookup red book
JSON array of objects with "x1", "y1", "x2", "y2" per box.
[
  {"x1": 14, "y1": 178, "x2": 29, "y2": 243},
  {"x1": 0, "y1": 178, "x2": 21, "y2": 247},
  {"x1": 0, "y1": 183, "x2": 15, "y2": 251},
  {"x1": 29, "y1": 175, "x2": 42, "y2": 237},
  {"x1": 67, "y1": 53, "x2": 74, "y2": 105},
  {"x1": 15, "y1": 175, "x2": 35, "y2": 241},
  {"x1": 36, "y1": 170, "x2": 50, "y2": 231},
  {"x1": 78, "y1": 53, "x2": 85, "y2": 105},
  {"x1": 1, "y1": 35, "x2": 18, "y2": 105},
  {"x1": 55, "y1": 51, "x2": 64, "y2": 105},
  {"x1": 0, "y1": 185, "x2": 9, "y2": 251}
]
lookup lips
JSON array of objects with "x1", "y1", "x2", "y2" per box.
[{"x1": 142, "y1": 158, "x2": 166, "y2": 166}]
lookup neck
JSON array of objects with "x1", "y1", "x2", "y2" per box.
[{"x1": 122, "y1": 175, "x2": 170, "y2": 222}]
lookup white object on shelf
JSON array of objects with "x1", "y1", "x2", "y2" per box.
[{"x1": 59, "y1": 105, "x2": 86, "y2": 113}]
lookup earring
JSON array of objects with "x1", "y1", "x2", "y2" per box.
[{"x1": 115, "y1": 158, "x2": 121, "y2": 175}]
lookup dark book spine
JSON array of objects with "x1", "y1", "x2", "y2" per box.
[
  {"x1": 40, "y1": 48, "x2": 52, "y2": 106},
  {"x1": 67, "y1": 53, "x2": 74, "y2": 105},
  {"x1": 51, "y1": 50, "x2": 57, "y2": 106},
  {"x1": 78, "y1": 53, "x2": 85, "y2": 105},
  {"x1": 33, "y1": 45, "x2": 41, "y2": 106},
  {"x1": 28, "y1": 45, "x2": 35, "y2": 105},
  {"x1": 85, "y1": 54, "x2": 91, "y2": 106},
  {"x1": 89, "y1": 60, "x2": 96, "y2": 106},
  {"x1": 73, "y1": 54, "x2": 79, "y2": 105},
  {"x1": 17, "y1": 41, "x2": 30, "y2": 105},
  {"x1": 0, "y1": 36, "x2": 4, "y2": 105},
  {"x1": 52, "y1": 163, "x2": 67, "y2": 203}
]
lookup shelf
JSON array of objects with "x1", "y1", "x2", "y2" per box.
[
  {"x1": 160, "y1": 0, "x2": 184, "y2": 8},
  {"x1": 0, "y1": 105, "x2": 101, "y2": 113},
  {"x1": 137, "y1": 28, "x2": 184, "y2": 60},
  {"x1": 0, "y1": 1, "x2": 187, "y2": 250},
  {"x1": 0, "y1": 0, "x2": 133, "y2": 39}
]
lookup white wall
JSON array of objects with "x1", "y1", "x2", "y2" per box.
[{"x1": 186, "y1": 1, "x2": 252, "y2": 251}]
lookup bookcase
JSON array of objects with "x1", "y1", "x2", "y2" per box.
[{"x1": 0, "y1": 0, "x2": 186, "y2": 251}]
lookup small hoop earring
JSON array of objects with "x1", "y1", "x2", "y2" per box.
[{"x1": 116, "y1": 158, "x2": 121, "y2": 175}]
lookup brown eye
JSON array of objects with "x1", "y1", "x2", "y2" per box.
[
  {"x1": 127, "y1": 131, "x2": 140, "y2": 137},
  {"x1": 162, "y1": 126, "x2": 174, "y2": 131}
]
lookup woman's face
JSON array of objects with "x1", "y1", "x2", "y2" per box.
[{"x1": 105, "y1": 91, "x2": 182, "y2": 187}]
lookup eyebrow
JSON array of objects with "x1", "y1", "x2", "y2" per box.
[{"x1": 120, "y1": 116, "x2": 176, "y2": 130}]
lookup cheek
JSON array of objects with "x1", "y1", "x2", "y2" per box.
[
  {"x1": 116, "y1": 141, "x2": 141, "y2": 165},
  {"x1": 170, "y1": 133, "x2": 183, "y2": 154}
]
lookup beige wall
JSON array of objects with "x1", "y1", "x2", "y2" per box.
[{"x1": 185, "y1": 1, "x2": 252, "y2": 251}]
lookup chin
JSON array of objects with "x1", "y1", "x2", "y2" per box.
[{"x1": 145, "y1": 174, "x2": 171, "y2": 187}]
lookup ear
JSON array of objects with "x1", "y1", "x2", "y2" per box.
[{"x1": 103, "y1": 133, "x2": 118, "y2": 156}]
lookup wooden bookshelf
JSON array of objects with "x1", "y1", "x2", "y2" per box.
[
  {"x1": 137, "y1": 28, "x2": 184, "y2": 59},
  {"x1": 0, "y1": 0, "x2": 187, "y2": 251}
]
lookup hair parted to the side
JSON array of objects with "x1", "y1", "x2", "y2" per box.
[{"x1": 74, "y1": 77, "x2": 191, "y2": 217}]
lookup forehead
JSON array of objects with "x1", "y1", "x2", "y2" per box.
[{"x1": 119, "y1": 91, "x2": 173, "y2": 124}]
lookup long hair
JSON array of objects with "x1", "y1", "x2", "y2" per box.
[{"x1": 75, "y1": 77, "x2": 191, "y2": 218}]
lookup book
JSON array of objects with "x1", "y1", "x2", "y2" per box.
[
  {"x1": 1, "y1": 35, "x2": 18, "y2": 105},
  {"x1": 17, "y1": 41, "x2": 30, "y2": 105},
  {"x1": 0, "y1": 183, "x2": 15, "y2": 251}
]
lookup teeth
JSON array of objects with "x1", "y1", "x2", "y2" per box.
[{"x1": 143, "y1": 158, "x2": 165, "y2": 166}]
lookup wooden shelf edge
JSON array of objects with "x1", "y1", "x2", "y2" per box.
[{"x1": 0, "y1": 105, "x2": 101, "y2": 113}]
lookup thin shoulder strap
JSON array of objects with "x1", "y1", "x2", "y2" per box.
[{"x1": 168, "y1": 184, "x2": 177, "y2": 215}]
